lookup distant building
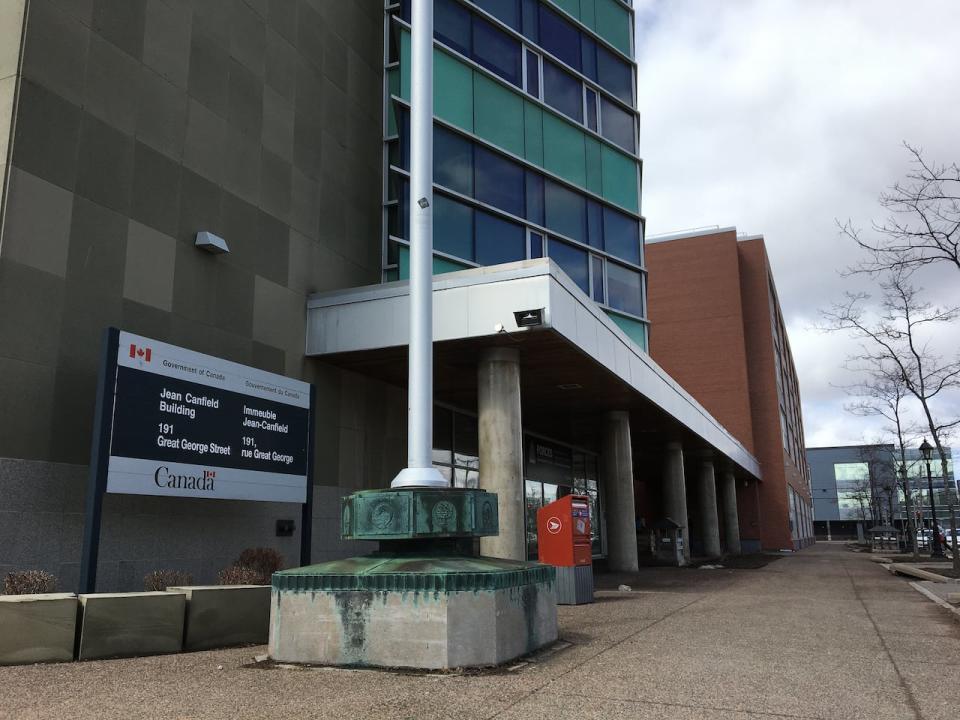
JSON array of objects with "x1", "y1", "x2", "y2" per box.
[
  {"x1": 807, "y1": 444, "x2": 957, "y2": 540},
  {"x1": 645, "y1": 227, "x2": 814, "y2": 552}
]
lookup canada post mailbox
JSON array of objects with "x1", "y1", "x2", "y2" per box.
[{"x1": 537, "y1": 495, "x2": 594, "y2": 604}]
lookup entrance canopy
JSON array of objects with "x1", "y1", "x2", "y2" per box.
[{"x1": 306, "y1": 259, "x2": 760, "y2": 480}]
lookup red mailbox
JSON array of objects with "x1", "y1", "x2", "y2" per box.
[{"x1": 537, "y1": 494, "x2": 592, "y2": 567}]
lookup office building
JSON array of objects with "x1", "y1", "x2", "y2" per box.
[
  {"x1": 646, "y1": 228, "x2": 814, "y2": 551},
  {"x1": 1, "y1": 1, "x2": 771, "y2": 591}
]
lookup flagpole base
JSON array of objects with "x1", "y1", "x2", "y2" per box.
[{"x1": 391, "y1": 466, "x2": 449, "y2": 489}]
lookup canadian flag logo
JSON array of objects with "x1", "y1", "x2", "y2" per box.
[
  {"x1": 203, "y1": 470, "x2": 216, "y2": 481},
  {"x1": 129, "y1": 344, "x2": 152, "y2": 362}
]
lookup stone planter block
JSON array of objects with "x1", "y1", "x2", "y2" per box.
[
  {"x1": 167, "y1": 585, "x2": 270, "y2": 650},
  {"x1": 0, "y1": 593, "x2": 78, "y2": 665},
  {"x1": 78, "y1": 592, "x2": 185, "y2": 660}
]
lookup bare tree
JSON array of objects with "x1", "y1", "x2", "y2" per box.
[
  {"x1": 821, "y1": 269, "x2": 960, "y2": 522},
  {"x1": 841, "y1": 143, "x2": 960, "y2": 276}
]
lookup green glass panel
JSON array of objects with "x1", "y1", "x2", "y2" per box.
[
  {"x1": 387, "y1": 100, "x2": 398, "y2": 137},
  {"x1": 523, "y1": 102, "x2": 544, "y2": 165},
  {"x1": 474, "y1": 72, "x2": 525, "y2": 157},
  {"x1": 433, "y1": 255, "x2": 471, "y2": 274},
  {"x1": 399, "y1": 28, "x2": 411, "y2": 100},
  {"x1": 584, "y1": 136, "x2": 602, "y2": 195},
  {"x1": 595, "y1": 0, "x2": 631, "y2": 55},
  {"x1": 384, "y1": 268, "x2": 399, "y2": 282},
  {"x1": 551, "y1": 0, "x2": 581, "y2": 20},
  {"x1": 606, "y1": 310, "x2": 647, "y2": 351},
  {"x1": 580, "y1": 0, "x2": 597, "y2": 30},
  {"x1": 398, "y1": 247, "x2": 471, "y2": 279},
  {"x1": 543, "y1": 112, "x2": 586, "y2": 187},
  {"x1": 435, "y1": 49, "x2": 474, "y2": 131},
  {"x1": 388, "y1": 67, "x2": 401, "y2": 99},
  {"x1": 601, "y1": 143, "x2": 639, "y2": 213}
]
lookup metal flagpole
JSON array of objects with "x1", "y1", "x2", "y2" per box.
[{"x1": 392, "y1": 0, "x2": 446, "y2": 489}]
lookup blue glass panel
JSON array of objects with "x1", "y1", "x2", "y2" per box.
[
  {"x1": 600, "y1": 95, "x2": 635, "y2": 152},
  {"x1": 525, "y1": 48, "x2": 540, "y2": 97},
  {"x1": 581, "y1": 35, "x2": 597, "y2": 82},
  {"x1": 530, "y1": 231, "x2": 545, "y2": 258},
  {"x1": 525, "y1": 171, "x2": 544, "y2": 226},
  {"x1": 473, "y1": 15, "x2": 522, "y2": 86},
  {"x1": 602, "y1": 205, "x2": 641, "y2": 265},
  {"x1": 389, "y1": 175, "x2": 409, "y2": 239},
  {"x1": 587, "y1": 200, "x2": 603, "y2": 248},
  {"x1": 543, "y1": 60, "x2": 583, "y2": 123},
  {"x1": 399, "y1": 0, "x2": 410, "y2": 22},
  {"x1": 475, "y1": 145, "x2": 525, "y2": 217},
  {"x1": 545, "y1": 181, "x2": 586, "y2": 244},
  {"x1": 435, "y1": 0, "x2": 471, "y2": 56},
  {"x1": 539, "y1": 5, "x2": 581, "y2": 71},
  {"x1": 473, "y1": 0, "x2": 520, "y2": 30},
  {"x1": 434, "y1": 125, "x2": 474, "y2": 196},
  {"x1": 476, "y1": 210, "x2": 526, "y2": 265},
  {"x1": 548, "y1": 238, "x2": 589, "y2": 293},
  {"x1": 585, "y1": 89, "x2": 598, "y2": 132},
  {"x1": 597, "y1": 45, "x2": 632, "y2": 104},
  {"x1": 521, "y1": 0, "x2": 539, "y2": 42},
  {"x1": 591, "y1": 255, "x2": 605, "y2": 302},
  {"x1": 435, "y1": 193, "x2": 474, "y2": 262},
  {"x1": 606, "y1": 261, "x2": 644, "y2": 316}
]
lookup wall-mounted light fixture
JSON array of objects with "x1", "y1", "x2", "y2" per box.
[{"x1": 195, "y1": 231, "x2": 230, "y2": 254}]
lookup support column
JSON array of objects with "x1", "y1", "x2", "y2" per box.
[
  {"x1": 601, "y1": 411, "x2": 638, "y2": 572},
  {"x1": 826, "y1": 519, "x2": 831, "y2": 541},
  {"x1": 662, "y1": 442, "x2": 690, "y2": 563},
  {"x1": 698, "y1": 459, "x2": 722, "y2": 558},
  {"x1": 478, "y1": 347, "x2": 525, "y2": 560},
  {"x1": 720, "y1": 470, "x2": 741, "y2": 556}
]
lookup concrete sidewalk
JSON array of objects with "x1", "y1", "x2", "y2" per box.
[{"x1": 1, "y1": 544, "x2": 958, "y2": 719}]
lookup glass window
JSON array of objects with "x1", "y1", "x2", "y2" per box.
[
  {"x1": 601, "y1": 143, "x2": 639, "y2": 212},
  {"x1": 587, "y1": 200, "x2": 603, "y2": 248},
  {"x1": 472, "y1": 15, "x2": 522, "y2": 86},
  {"x1": 600, "y1": 96, "x2": 635, "y2": 152},
  {"x1": 538, "y1": 5, "x2": 580, "y2": 71},
  {"x1": 433, "y1": 406, "x2": 453, "y2": 464},
  {"x1": 476, "y1": 210, "x2": 526, "y2": 265},
  {"x1": 521, "y1": 0, "x2": 539, "y2": 42},
  {"x1": 597, "y1": 44, "x2": 633, "y2": 104},
  {"x1": 545, "y1": 181, "x2": 586, "y2": 244},
  {"x1": 473, "y1": 0, "x2": 520, "y2": 30},
  {"x1": 525, "y1": 170, "x2": 545, "y2": 225},
  {"x1": 474, "y1": 73, "x2": 525, "y2": 156},
  {"x1": 548, "y1": 238, "x2": 589, "y2": 293},
  {"x1": 591, "y1": 254, "x2": 604, "y2": 302},
  {"x1": 454, "y1": 468, "x2": 479, "y2": 488},
  {"x1": 475, "y1": 145, "x2": 525, "y2": 216},
  {"x1": 585, "y1": 88, "x2": 598, "y2": 132},
  {"x1": 524, "y1": 47, "x2": 540, "y2": 98},
  {"x1": 581, "y1": 35, "x2": 598, "y2": 82},
  {"x1": 606, "y1": 261, "x2": 643, "y2": 315},
  {"x1": 595, "y1": 0, "x2": 632, "y2": 55},
  {"x1": 543, "y1": 59, "x2": 583, "y2": 123},
  {"x1": 454, "y1": 413, "x2": 479, "y2": 468},
  {"x1": 525, "y1": 480, "x2": 543, "y2": 559},
  {"x1": 435, "y1": 193, "x2": 474, "y2": 262},
  {"x1": 529, "y1": 230, "x2": 544, "y2": 258},
  {"x1": 434, "y1": 126, "x2": 473, "y2": 196},
  {"x1": 435, "y1": 0, "x2": 471, "y2": 56},
  {"x1": 388, "y1": 176, "x2": 408, "y2": 238},
  {"x1": 602, "y1": 206, "x2": 640, "y2": 264}
]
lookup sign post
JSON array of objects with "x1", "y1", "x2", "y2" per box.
[{"x1": 80, "y1": 328, "x2": 314, "y2": 593}]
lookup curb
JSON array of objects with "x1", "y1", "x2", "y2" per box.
[{"x1": 909, "y1": 581, "x2": 960, "y2": 623}]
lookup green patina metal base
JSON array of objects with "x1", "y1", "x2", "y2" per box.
[
  {"x1": 341, "y1": 487, "x2": 498, "y2": 541},
  {"x1": 273, "y1": 554, "x2": 554, "y2": 593}
]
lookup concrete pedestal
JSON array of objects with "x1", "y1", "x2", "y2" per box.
[
  {"x1": 478, "y1": 347, "x2": 524, "y2": 561},
  {"x1": 720, "y1": 470, "x2": 742, "y2": 556},
  {"x1": 269, "y1": 556, "x2": 557, "y2": 668},
  {"x1": 554, "y1": 565, "x2": 594, "y2": 605},
  {"x1": 663, "y1": 442, "x2": 690, "y2": 563},
  {"x1": 698, "y1": 460, "x2": 722, "y2": 558},
  {"x1": 0, "y1": 593, "x2": 77, "y2": 665},
  {"x1": 601, "y1": 411, "x2": 638, "y2": 572}
]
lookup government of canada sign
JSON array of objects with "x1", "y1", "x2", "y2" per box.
[{"x1": 104, "y1": 330, "x2": 311, "y2": 502}]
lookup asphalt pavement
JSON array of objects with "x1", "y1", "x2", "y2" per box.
[{"x1": 1, "y1": 543, "x2": 958, "y2": 720}]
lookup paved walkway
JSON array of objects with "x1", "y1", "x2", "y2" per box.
[{"x1": 2, "y1": 544, "x2": 958, "y2": 719}]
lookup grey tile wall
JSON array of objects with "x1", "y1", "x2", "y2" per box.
[{"x1": 0, "y1": 0, "x2": 396, "y2": 589}]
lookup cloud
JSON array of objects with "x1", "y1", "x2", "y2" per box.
[{"x1": 636, "y1": 0, "x2": 960, "y2": 448}]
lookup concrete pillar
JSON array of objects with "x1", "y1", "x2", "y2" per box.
[
  {"x1": 826, "y1": 519, "x2": 832, "y2": 541},
  {"x1": 478, "y1": 347, "x2": 525, "y2": 560},
  {"x1": 720, "y1": 470, "x2": 741, "y2": 556},
  {"x1": 698, "y1": 459, "x2": 722, "y2": 558},
  {"x1": 601, "y1": 411, "x2": 638, "y2": 572},
  {"x1": 662, "y1": 442, "x2": 690, "y2": 563}
]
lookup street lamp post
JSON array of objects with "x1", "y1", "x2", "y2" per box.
[{"x1": 920, "y1": 439, "x2": 945, "y2": 558}]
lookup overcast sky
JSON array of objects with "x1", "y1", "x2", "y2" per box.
[{"x1": 634, "y1": 0, "x2": 960, "y2": 450}]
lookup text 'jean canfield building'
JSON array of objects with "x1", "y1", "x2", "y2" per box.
[{"x1": 0, "y1": 0, "x2": 809, "y2": 592}]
